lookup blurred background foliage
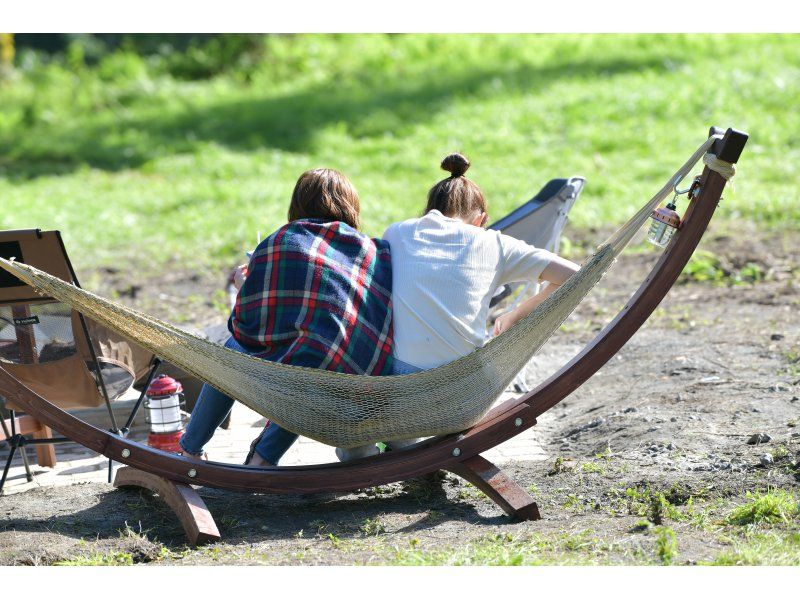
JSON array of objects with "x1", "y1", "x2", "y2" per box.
[
  {"x1": 11, "y1": 33, "x2": 267, "y2": 80},
  {"x1": 0, "y1": 33, "x2": 797, "y2": 273}
]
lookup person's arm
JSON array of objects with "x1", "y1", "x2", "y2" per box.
[
  {"x1": 233, "y1": 263, "x2": 249, "y2": 290},
  {"x1": 493, "y1": 255, "x2": 579, "y2": 336}
]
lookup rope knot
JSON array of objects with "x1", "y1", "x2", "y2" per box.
[{"x1": 702, "y1": 153, "x2": 736, "y2": 180}]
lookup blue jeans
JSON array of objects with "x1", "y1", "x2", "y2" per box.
[
  {"x1": 179, "y1": 336, "x2": 298, "y2": 464},
  {"x1": 392, "y1": 358, "x2": 423, "y2": 376}
]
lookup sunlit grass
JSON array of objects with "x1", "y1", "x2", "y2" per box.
[
  {"x1": 55, "y1": 551, "x2": 134, "y2": 566},
  {"x1": 709, "y1": 531, "x2": 800, "y2": 565},
  {"x1": 387, "y1": 531, "x2": 621, "y2": 565},
  {"x1": 724, "y1": 489, "x2": 799, "y2": 526},
  {"x1": 1, "y1": 34, "x2": 797, "y2": 274}
]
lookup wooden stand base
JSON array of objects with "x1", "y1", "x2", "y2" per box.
[
  {"x1": 447, "y1": 454, "x2": 541, "y2": 521},
  {"x1": 113, "y1": 467, "x2": 221, "y2": 546},
  {"x1": 112, "y1": 456, "x2": 539, "y2": 545}
]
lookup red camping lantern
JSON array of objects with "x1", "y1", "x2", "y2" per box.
[{"x1": 145, "y1": 375, "x2": 185, "y2": 453}]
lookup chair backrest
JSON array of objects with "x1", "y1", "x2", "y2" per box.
[
  {"x1": 489, "y1": 176, "x2": 585, "y2": 251},
  {"x1": 0, "y1": 229, "x2": 137, "y2": 410},
  {"x1": 487, "y1": 177, "x2": 585, "y2": 309}
]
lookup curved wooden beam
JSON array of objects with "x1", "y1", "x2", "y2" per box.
[{"x1": 0, "y1": 128, "x2": 747, "y2": 496}]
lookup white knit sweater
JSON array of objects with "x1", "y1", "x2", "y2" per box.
[{"x1": 383, "y1": 210, "x2": 556, "y2": 370}]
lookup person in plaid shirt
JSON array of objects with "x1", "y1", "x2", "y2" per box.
[
  {"x1": 180, "y1": 169, "x2": 416, "y2": 466},
  {"x1": 229, "y1": 219, "x2": 394, "y2": 374}
]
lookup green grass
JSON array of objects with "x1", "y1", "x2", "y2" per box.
[
  {"x1": 55, "y1": 551, "x2": 135, "y2": 566},
  {"x1": 1, "y1": 34, "x2": 798, "y2": 276},
  {"x1": 709, "y1": 531, "x2": 800, "y2": 565},
  {"x1": 655, "y1": 526, "x2": 679, "y2": 565},
  {"x1": 581, "y1": 461, "x2": 606, "y2": 474},
  {"x1": 680, "y1": 249, "x2": 768, "y2": 285},
  {"x1": 724, "y1": 489, "x2": 799, "y2": 526},
  {"x1": 624, "y1": 485, "x2": 686, "y2": 523},
  {"x1": 389, "y1": 531, "x2": 619, "y2": 566}
]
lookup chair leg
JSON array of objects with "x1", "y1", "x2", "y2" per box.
[
  {"x1": 18, "y1": 439, "x2": 33, "y2": 482},
  {"x1": 1, "y1": 412, "x2": 33, "y2": 489},
  {"x1": 0, "y1": 443, "x2": 18, "y2": 492},
  {"x1": 447, "y1": 454, "x2": 541, "y2": 521}
]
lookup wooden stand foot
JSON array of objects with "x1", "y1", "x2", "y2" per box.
[
  {"x1": 32, "y1": 425, "x2": 57, "y2": 468},
  {"x1": 113, "y1": 466, "x2": 221, "y2": 546},
  {"x1": 1, "y1": 416, "x2": 56, "y2": 468},
  {"x1": 447, "y1": 454, "x2": 541, "y2": 521}
]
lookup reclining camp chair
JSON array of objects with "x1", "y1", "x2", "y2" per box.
[
  {"x1": 0, "y1": 127, "x2": 747, "y2": 546},
  {"x1": 489, "y1": 176, "x2": 585, "y2": 391},
  {"x1": 490, "y1": 174, "x2": 585, "y2": 306},
  {"x1": 0, "y1": 230, "x2": 159, "y2": 491}
]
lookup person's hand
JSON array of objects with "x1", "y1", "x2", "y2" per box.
[
  {"x1": 233, "y1": 263, "x2": 249, "y2": 290},
  {"x1": 493, "y1": 311, "x2": 519, "y2": 337}
]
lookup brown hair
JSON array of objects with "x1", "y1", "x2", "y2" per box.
[
  {"x1": 288, "y1": 168, "x2": 361, "y2": 229},
  {"x1": 425, "y1": 153, "x2": 487, "y2": 220}
]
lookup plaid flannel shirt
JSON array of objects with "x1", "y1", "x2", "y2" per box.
[{"x1": 229, "y1": 219, "x2": 394, "y2": 375}]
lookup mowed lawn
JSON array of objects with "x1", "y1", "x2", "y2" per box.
[{"x1": 1, "y1": 34, "x2": 797, "y2": 274}]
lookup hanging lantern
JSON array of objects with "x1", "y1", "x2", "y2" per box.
[
  {"x1": 144, "y1": 374, "x2": 185, "y2": 453},
  {"x1": 647, "y1": 200, "x2": 681, "y2": 248}
]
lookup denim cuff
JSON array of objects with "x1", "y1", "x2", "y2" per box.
[{"x1": 254, "y1": 421, "x2": 298, "y2": 464}]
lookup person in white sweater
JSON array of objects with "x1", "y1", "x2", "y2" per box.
[
  {"x1": 384, "y1": 153, "x2": 579, "y2": 371},
  {"x1": 335, "y1": 152, "x2": 579, "y2": 462}
]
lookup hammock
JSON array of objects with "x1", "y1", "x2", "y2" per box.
[{"x1": 0, "y1": 137, "x2": 734, "y2": 448}]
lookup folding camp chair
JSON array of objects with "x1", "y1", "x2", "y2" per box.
[
  {"x1": 490, "y1": 176, "x2": 585, "y2": 306},
  {"x1": 0, "y1": 229, "x2": 161, "y2": 491}
]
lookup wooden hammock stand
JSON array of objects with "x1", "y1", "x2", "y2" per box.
[{"x1": 0, "y1": 127, "x2": 748, "y2": 546}]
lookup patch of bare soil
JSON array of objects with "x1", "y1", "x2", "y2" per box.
[{"x1": 1, "y1": 225, "x2": 798, "y2": 565}]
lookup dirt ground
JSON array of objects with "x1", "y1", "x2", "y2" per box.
[{"x1": 1, "y1": 224, "x2": 798, "y2": 565}]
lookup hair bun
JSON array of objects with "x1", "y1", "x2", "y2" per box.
[{"x1": 440, "y1": 153, "x2": 470, "y2": 177}]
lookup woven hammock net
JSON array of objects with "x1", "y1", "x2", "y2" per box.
[{"x1": 0, "y1": 137, "x2": 729, "y2": 447}]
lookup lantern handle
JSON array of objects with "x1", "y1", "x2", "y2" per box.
[{"x1": 672, "y1": 175, "x2": 693, "y2": 197}]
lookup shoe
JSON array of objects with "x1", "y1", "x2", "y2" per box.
[
  {"x1": 384, "y1": 438, "x2": 423, "y2": 452},
  {"x1": 244, "y1": 427, "x2": 269, "y2": 465},
  {"x1": 335, "y1": 444, "x2": 380, "y2": 462},
  {"x1": 179, "y1": 451, "x2": 208, "y2": 462}
]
